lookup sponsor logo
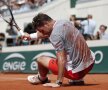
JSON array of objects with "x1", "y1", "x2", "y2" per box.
[
  {"x1": 3, "y1": 53, "x2": 26, "y2": 71},
  {"x1": 94, "y1": 50, "x2": 103, "y2": 64}
]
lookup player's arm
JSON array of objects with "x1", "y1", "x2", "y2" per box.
[
  {"x1": 43, "y1": 49, "x2": 67, "y2": 87},
  {"x1": 56, "y1": 49, "x2": 67, "y2": 85},
  {"x1": 21, "y1": 31, "x2": 49, "y2": 40}
]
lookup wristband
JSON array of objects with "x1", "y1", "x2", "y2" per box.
[
  {"x1": 55, "y1": 80, "x2": 62, "y2": 86},
  {"x1": 19, "y1": 30, "x2": 24, "y2": 36},
  {"x1": 30, "y1": 33, "x2": 37, "y2": 39}
]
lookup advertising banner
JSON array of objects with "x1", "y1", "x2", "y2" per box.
[
  {"x1": 0, "y1": 50, "x2": 56, "y2": 73},
  {"x1": 0, "y1": 45, "x2": 108, "y2": 73}
]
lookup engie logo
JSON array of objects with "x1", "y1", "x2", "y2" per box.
[
  {"x1": 94, "y1": 50, "x2": 103, "y2": 64},
  {"x1": 30, "y1": 52, "x2": 56, "y2": 71},
  {"x1": 3, "y1": 53, "x2": 26, "y2": 71}
]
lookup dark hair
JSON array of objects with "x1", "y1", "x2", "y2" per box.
[
  {"x1": 24, "y1": 23, "x2": 35, "y2": 34},
  {"x1": 100, "y1": 25, "x2": 107, "y2": 30},
  {"x1": 32, "y1": 13, "x2": 53, "y2": 30},
  {"x1": 0, "y1": 33, "x2": 5, "y2": 41},
  {"x1": 70, "y1": 14, "x2": 76, "y2": 21},
  {"x1": 0, "y1": 33, "x2": 5, "y2": 38}
]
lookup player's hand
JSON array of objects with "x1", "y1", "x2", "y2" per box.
[
  {"x1": 43, "y1": 83, "x2": 60, "y2": 88},
  {"x1": 21, "y1": 33, "x2": 31, "y2": 40}
]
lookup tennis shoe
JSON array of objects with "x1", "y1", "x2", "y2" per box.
[
  {"x1": 69, "y1": 79, "x2": 85, "y2": 85},
  {"x1": 27, "y1": 75, "x2": 50, "y2": 85}
]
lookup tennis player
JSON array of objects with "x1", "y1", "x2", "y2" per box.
[{"x1": 23, "y1": 13, "x2": 95, "y2": 88}]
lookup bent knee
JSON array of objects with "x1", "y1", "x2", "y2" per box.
[{"x1": 37, "y1": 56, "x2": 52, "y2": 63}]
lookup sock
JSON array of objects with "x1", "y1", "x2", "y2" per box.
[{"x1": 39, "y1": 75, "x2": 47, "y2": 81}]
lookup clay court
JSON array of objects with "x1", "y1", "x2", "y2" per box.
[{"x1": 0, "y1": 73, "x2": 108, "y2": 90}]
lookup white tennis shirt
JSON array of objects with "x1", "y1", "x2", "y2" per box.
[{"x1": 49, "y1": 20, "x2": 95, "y2": 73}]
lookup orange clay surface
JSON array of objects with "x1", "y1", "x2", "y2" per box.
[{"x1": 0, "y1": 73, "x2": 108, "y2": 90}]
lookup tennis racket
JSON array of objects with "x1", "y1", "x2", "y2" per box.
[{"x1": 0, "y1": 0, "x2": 24, "y2": 36}]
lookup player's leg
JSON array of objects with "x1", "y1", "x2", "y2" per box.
[
  {"x1": 68, "y1": 62, "x2": 94, "y2": 85},
  {"x1": 27, "y1": 56, "x2": 52, "y2": 84},
  {"x1": 68, "y1": 50, "x2": 95, "y2": 85},
  {"x1": 37, "y1": 56, "x2": 52, "y2": 79}
]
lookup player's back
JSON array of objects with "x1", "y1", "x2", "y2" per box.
[{"x1": 50, "y1": 20, "x2": 94, "y2": 73}]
